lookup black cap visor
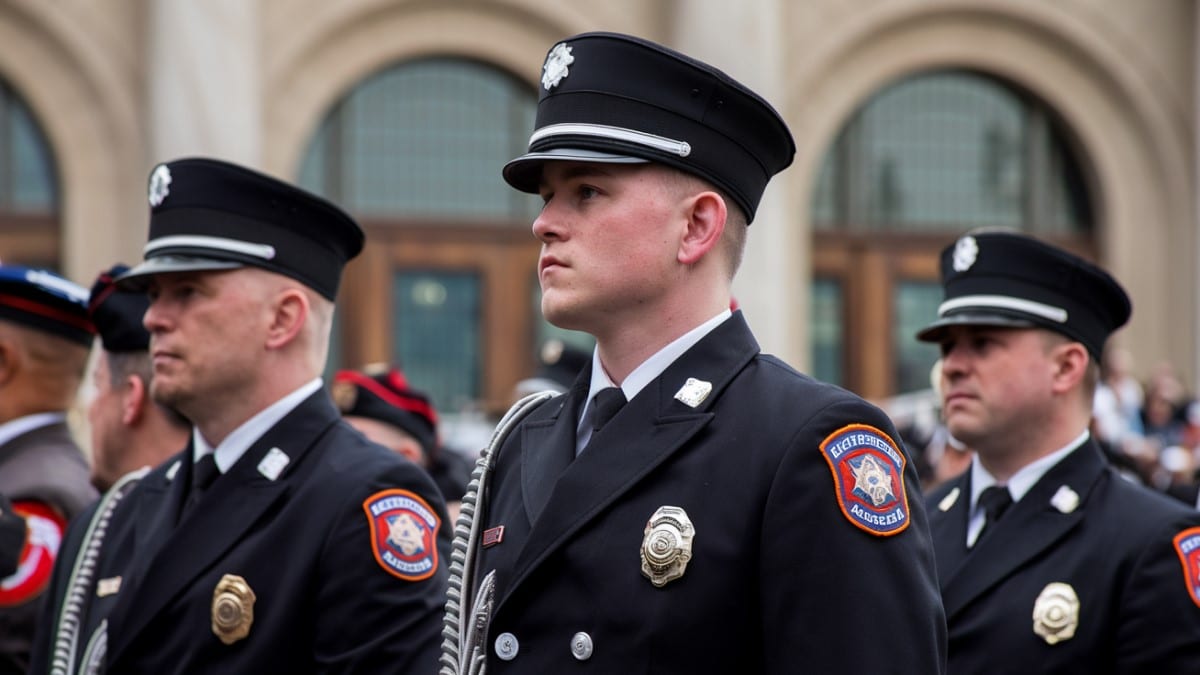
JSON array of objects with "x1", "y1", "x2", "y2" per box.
[
  {"x1": 916, "y1": 311, "x2": 1039, "y2": 343},
  {"x1": 117, "y1": 256, "x2": 243, "y2": 291}
]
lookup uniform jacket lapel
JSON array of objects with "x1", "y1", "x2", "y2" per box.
[
  {"x1": 499, "y1": 314, "x2": 758, "y2": 606},
  {"x1": 521, "y1": 384, "x2": 587, "y2": 524},
  {"x1": 106, "y1": 392, "x2": 340, "y2": 662},
  {"x1": 929, "y1": 474, "x2": 971, "y2": 589},
  {"x1": 939, "y1": 441, "x2": 1106, "y2": 620}
]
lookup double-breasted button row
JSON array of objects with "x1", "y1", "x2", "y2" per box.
[{"x1": 492, "y1": 631, "x2": 594, "y2": 661}]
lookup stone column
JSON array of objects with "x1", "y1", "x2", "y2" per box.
[
  {"x1": 670, "y1": 0, "x2": 806, "y2": 368},
  {"x1": 147, "y1": 0, "x2": 262, "y2": 166}
]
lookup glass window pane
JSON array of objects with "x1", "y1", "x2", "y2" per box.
[
  {"x1": 811, "y1": 278, "x2": 843, "y2": 386},
  {"x1": 812, "y1": 70, "x2": 1090, "y2": 235},
  {"x1": 299, "y1": 58, "x2": 540, "y2": 223},
  {"x1": 393, "y1": 270, "x2": 480, "y2": 412},
  {"x1": 893, "y1": 281, "x2": 942, "y2": 393},
  {"x1": 0, "y1": 80, "x2": 57, "y2": 214}
]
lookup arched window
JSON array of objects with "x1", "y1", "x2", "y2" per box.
[
  {"x1": 300, "y1": 57, "x2": 548, "y2": 414},
  {"x1": 810, "y1": 70, "x2": 1094, "y2": 397},
  {"x1": 0, "y1": 79, "x2": 59, "y2": 268},
  {"x1": 300, "y1": 58, "x2": 539, "y2": 223}
]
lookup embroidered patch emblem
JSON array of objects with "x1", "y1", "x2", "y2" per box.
[
  {"x1": 0, "y1": 501, "x2": 65, "y2": 606},
  {"x1": 363, "y1": 489, "x2": 440, "y2": 581},
  {"x1": 820, "y1": 424, "x2": 911, "y2": 536},
  {"x1": 1173, "y1": 526, "x2": 1200, "y2": 607}
]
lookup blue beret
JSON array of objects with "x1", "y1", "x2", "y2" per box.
[
  {"x1": 503, "y1": 32, "x2": 795, "y2": 222},
  {"x1": 0, "y1": 265, "x2": 93, "y2": 346},
  {"x1": 916, "y1": 231, "x2": 1131, "y2": 360},
  {"x1": 120, "y1": 157, "x2": 364, "y2": 300}
]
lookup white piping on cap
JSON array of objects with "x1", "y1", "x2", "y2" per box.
[
  {"x1": 145, "y1": 235, "x2": 276, "y2": 260},
  {"x1": 939, "y1": 294, "x2": 1068, "y2": 323},
  {"x1": 530, "y1": 123, "x2": 691, "y2": 157}
]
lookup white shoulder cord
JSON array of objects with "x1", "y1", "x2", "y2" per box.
[
  {"x1": 49, "y1": 467, "x2": 148, "y2": 675},
  {"x1": 439, "y1": 391, "x2": 556, "y2": 675}
]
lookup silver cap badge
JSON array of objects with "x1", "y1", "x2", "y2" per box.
[
  {"x1": 148, "y1": 164, "x2": 172, "y2": 207},
  {"x1": 542, "y1": 43, "x2": 574, "y2": 90},
  {"x1": 952, "y1": 235, "x2": 979, "y2": 272},
  {"x1": 640, "y1": 506, "x2": 695, "y2": 587}
]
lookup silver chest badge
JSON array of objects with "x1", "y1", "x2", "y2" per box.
[
  {"x1": 542, "y1": 42, "x2": 574, "y2": 90},
  {"x1": 952, "y1": 235, "x2": 979, "y2": 272},
  {"x1": 148, "y1": 164, "x2": 172, "y2": 207},
  {"x1": 1032, "y1": 582, "x2": 1079, "y2": 645},
  {"x1": 640, "y1": 506, "x2": 695, "y2": 587}
]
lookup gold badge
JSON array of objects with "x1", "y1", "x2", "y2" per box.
[
  {"x1": 1032, "y1": 582, "x2": 1079, "y2": 645},
  {"x1": 640, "y1": 506, "x2": 695, "y2": 587},
  {"x1": 212, "y1": 574, "x2": 256, "y2": 645}
]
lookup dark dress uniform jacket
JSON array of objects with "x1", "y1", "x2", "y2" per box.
[
  {"x1": 69, "y1": 392, "x2": 450, "y2": 674},
  {"x1": 0, "y1": 421, "x2": 97, "y2": 675},
  {"x1": 927, "y1": 440, "x2": 1200, "y2": 674},
  {"x1": 475, "y1": 314, "x2": 947, "y2": 674}
]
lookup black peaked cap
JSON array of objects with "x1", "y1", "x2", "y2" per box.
[
  {"x1": 916, "y1": 231, "x2": 1131, "y2": 360},
  {"x1": 503, "y1": 32, "x2": 795, "y2": 222},
  {"x1": 88, "y1": 264, "x2": 151, "y2": 352},
  {"x1": 120, "y1": 157, "x2": 364, "y2": 300}
]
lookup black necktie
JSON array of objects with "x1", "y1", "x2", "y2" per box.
[
  {"x1": 975, "y1": 485, "x2": 1013, "y2": 544},
  {"x1": 590, "y1": 387, "x2": 627, "y2": 433},
  {"x1": 184, "y1": 454, "x2": 220, "y2": 515}
]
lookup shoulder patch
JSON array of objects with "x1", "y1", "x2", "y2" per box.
[
  {"x1": 363, "y1": 489, "x2": 440, "y2": 581},
  {"x1": 0, "y1": 501, "x2": 65, "y2": 606},
  {"x1": 1173, "y1": 527, "x2": 1200, "y2": 607},
  {"x1": 819, "y1": 424, "x2": 911, "y2": 537}
]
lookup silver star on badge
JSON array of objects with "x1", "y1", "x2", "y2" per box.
[{"x1": 148, "y1": 164, "x2": 172, "y2": 207}]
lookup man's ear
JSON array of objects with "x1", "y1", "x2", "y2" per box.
[
  {"x1": 265, "y1": 288, "x2": 309, "y2": 350},
  {"x1": 1050, "y1": 341, "x2": 1090, "y2": 394},
  {"x1": 677, "y1": 191, "x2": 727, "y2": 266},
  {"x1": 123, "y1": 374, "x2": 147, "y2": 425}
]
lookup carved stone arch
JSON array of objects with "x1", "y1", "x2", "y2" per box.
[
  {"x1": 0, "y1": 1, "x2": 145, "y2": 280},
  {"x1": 790, "y1": 1, "x2": 1193, "y2": 381}
]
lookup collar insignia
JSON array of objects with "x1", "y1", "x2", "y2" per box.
[
  {"x1": 674, "y1": 378, "x2": 712, "y2": 408},
  {"x1": 1050, "y1": 485, "x2": 1080, "y2": 514}
]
